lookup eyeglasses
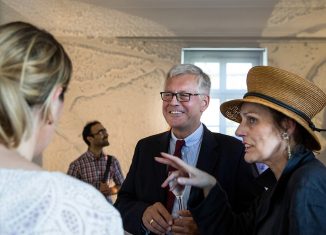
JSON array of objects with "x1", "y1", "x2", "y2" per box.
[
  {"x1": 160, "y1": 92, "x2": 203, "y2": 102},
  {"x1": 91, "y1": 128, "x2": 107, "y2": 136}
]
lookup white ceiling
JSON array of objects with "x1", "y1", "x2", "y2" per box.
[
  {"x1": 78, "y1": 0, "x2": 325, "y2": 38},
  {"x1": 1, "y1": 0, "x2": 325, "y2": 38}
]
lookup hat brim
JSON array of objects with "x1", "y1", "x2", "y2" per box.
[{"x1": 220, "y1": 96, "x2": 321, "y2": 151}]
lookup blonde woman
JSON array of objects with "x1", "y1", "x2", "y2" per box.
[
  {"x1": 0, "y1": 22, "x2": 123, "y2": 234},
  {"x1": 156, "y1": 66, "x2": 326, "y2": 235}
]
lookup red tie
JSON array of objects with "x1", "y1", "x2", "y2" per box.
[{"x1": 166, "y1": 139, "x2": 185, "y2": 212}]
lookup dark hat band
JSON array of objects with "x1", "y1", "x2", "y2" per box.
[{"x1": 244, "y1": 92, "x2": 326, "y2": 132}]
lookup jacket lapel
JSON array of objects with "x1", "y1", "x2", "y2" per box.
[
  {"x1": 156, "y1": 131, "x2": 171, "y2": 200},
  {"x1": 189, "y1": 126, "x2": 219, "y2": 204},
  {"x1": 195, "y1": 125, "x2": 219, "y2": 174}
]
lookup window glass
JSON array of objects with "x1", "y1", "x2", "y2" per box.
[
  {"x1": 226, "y1": 63, "x2": 252, "y2": 89},
  {"x1": 201, "y1": 98, "x2": 220, "y2": 126},
  {"x1": 183, "y1": 48, "x2": 268, "y2": 174},
  {"x1": 226, "y1": 118, "x2": 239, "y2": 137},
  {"x1": 195, "y1": 62, "x2": 220, "y2": 89},
  {"x1": 182, "y1": 48, "x2": 266, "y2": 136}
]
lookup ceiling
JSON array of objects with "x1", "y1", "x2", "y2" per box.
[
  {"x1": 79, "y1": 0, "x2": 278, "y2": 37},
  {"x1": 78, "y1": 0, "x2": 326, "y2": 38},
  {"x1": 1, "y1": 0, "x2": 325, "y2": 39}
]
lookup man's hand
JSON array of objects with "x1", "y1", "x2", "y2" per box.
[
  {"x1": 172, "y1": 210, "x2": 200, "y2": 235},
  {"x1": 99, "y1": 182, "x2": 110, "y2": 195},
  {"x1": 109, "y1": 185, "x2": 120, "y2": 195},
  {"x1": 142, "y1": 202, "x2": 173, "y2": 235},
  {"x1": 100, "y1": 183, "x2": 120, "y2": 196}
]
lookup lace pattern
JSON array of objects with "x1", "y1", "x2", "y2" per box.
[{"x1": 0, "y1": 169, "x2": 123, "y2": 235}]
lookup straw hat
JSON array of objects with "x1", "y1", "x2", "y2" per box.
[{"x1": 220, "y1": 66, "x2": 326, "y2": 151}]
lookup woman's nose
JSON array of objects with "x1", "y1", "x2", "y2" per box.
[{"x1": 235, "y1": 123, "x2": 245, "y2": 138}]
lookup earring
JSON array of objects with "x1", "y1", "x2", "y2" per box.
[{"x1": 282, "y1": 132, "x2": 291, "y2": 160}]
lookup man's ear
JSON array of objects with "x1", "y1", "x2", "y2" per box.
[
  {"x1": 200, "y1": 95, "x2": 210, "y2": 112},
  {"x1": 86, "y1": 135, "x2": 93, "y2": 144}
]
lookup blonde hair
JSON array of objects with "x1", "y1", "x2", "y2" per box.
[{"x1": 0, "y1": 21, "x2": 72, "y2": 148}]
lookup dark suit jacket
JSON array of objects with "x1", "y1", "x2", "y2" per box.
[{"x1": 114, "y1": 125, "x2": 266, "y2": 235}]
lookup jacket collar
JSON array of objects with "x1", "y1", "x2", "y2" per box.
[
  {"x1": 280, "y1": 145, "x2": 314, "y2": 180},
  {"x1": 195, "y1": 125, "x2": 220, "y2": 175},
  {"x1": 256, "y1": 146, "x2": 315, "y2": 227}
]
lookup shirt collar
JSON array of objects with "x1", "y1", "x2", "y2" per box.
[
  {"x1": 171, "y1": 123, "x2": 204, "y2": 147},
  {"x1": 86, "y1": 150, "x2": 106, "y2": 161}
]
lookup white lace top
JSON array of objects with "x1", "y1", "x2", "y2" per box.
[{"x1": 0, "y1": 169, "x2": 123, "y2": 235}]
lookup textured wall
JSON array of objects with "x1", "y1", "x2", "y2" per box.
[
  {"x1": 43, "y1": 37, "x2": 184, "y2": 174},
  {"x1": 0, "y1": 0, "x2": 183, "y2": 175},
  {"x1": 261, "y1": 0, "x2": 326, "y2": 164},
  {"x1": 1, "y1": 0, "x2": 326, "y2": 175}
]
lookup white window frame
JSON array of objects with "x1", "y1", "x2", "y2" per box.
[{"x1": 182, "y1": 48, "x2": 267, "y2": 136}]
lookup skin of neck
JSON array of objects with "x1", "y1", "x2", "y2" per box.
[
  {"x1": 16, "y1": 113, "x2": 41, "y2": 162},
  {"x1": 266, "y1": 141, "x2": 296, "y2": 180},
  {"x1": 0, "y1": 117, "x2": 42, "y2": 171},
  {"x1": 172, "y1": 122, "x2": 201, "y2": 139},
  {"x1": 0, "y1": 144, "x2": 42, "y2": 170},
  {"x1": 268, "y1": 157, "x2": 288, "y2": 180},
  {"x1": 88, "y1": 145, "x2": 103, "y2": 158}
]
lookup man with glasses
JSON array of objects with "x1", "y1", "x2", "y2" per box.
[
  {"x1": 68, "y1": 120, "x2": 124, "y2": 204},
  {"x1": 115, "y1": 64, "x2": 271, "y2": 235}
]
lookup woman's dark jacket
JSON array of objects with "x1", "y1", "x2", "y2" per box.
[{"x1": 189, "y1": 146, "x2": 326, "y2": 235}]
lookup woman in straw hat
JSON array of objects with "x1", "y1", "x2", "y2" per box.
[
  {"x1": 0, "y1": 21, "x2": 123, "y2": 234},
  {"x1": 155, "y1": 65, "x2": 326, "y2": 235}
]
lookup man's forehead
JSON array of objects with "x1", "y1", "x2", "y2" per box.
[{"x1": 165, "y1": 75, "x2": 198, "y2": 89}]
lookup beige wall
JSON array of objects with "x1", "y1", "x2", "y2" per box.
[
  {"x1": 1, "y1": 0, "x2": 326, "y2": 175},
  {"x1": 262, "y1": 42, "x2": 326, "y2": 164},
  {"x1": 42, "y1": 37, "x2": 180, "y2": 175}
]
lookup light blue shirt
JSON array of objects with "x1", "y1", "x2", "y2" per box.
[{"x1": 169, "y1": 123, "x2": 204, "y2": 217}]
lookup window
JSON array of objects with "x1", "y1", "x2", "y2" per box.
[{"x1": 182, "y1": 48, "x2": 267, "y2": 137}]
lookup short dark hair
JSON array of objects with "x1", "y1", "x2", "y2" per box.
[{"x1": 82, "y1": 121, "x2": 100, "y2": 146}]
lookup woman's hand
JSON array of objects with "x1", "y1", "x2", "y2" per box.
[{"x1": 155, "y1": 152, "x2": 217, "y2": 197}]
